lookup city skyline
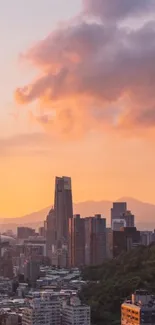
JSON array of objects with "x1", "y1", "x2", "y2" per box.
[{"x1": 1, "y1": 0, "x2": 155, "y2": 218}]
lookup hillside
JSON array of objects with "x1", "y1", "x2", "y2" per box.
[
  {"x1": 0, "y1": 197, "x2": 155, "y2": 231},
  {"x1": 80, "y1": 244, "x2": 155, "y2": 325}
]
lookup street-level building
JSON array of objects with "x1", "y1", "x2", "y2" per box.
[
  {"x1": 22, "y1": 292, "x2": 61, "y2": 325},
  {"x1": 62, "y1": 297, "x2": 90, "y2": 325}
]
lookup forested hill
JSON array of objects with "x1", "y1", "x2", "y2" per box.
[{"x1": 80, "y1": 245, "x2": 155, "y2": 325}]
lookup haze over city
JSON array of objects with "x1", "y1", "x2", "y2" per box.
[{"x1": 1, "y1": 0, "x2": 155, "y2": 218}]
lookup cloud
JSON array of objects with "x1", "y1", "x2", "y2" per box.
[
  {"x1": 83, "y1": 0, "x2": 155, "y2": 22},
  {"x1": 0, "y1": 133, "x2": 52, "y2": 157},
  {"x1": 15, "y1": 0, "x2": 155, "y2": 138}
]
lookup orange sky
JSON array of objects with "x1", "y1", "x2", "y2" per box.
[
  {"x1": 1, "y1": 0, "x2": 155, "y2": 217},
  {"x1": 1, "y1": 132, "x2": 155, "y2": 217}
]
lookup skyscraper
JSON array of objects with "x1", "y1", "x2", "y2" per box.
[
  {"x1": 111, "y1": 202, "x2": 127, "y2": 227},
  {"x1": 46, "y1": 208, "x2": 57, "y2": 259},
  {"x1": 24, "y1": 259, "x2": 40, "y2": 287},
  {"x1": 54, "y1": 176, "x2": 73, "y2": 246},
  {"x1": 123, "y1": 211, "x2": 135, "y2": 227},
  {"x1": 85, "y1": 215, "x2": 106, "y2": 266},
  {"x1": 69, "y1": 214, "x2": 85, "y2": 268},
  {"x1": 111, "y1": 227, "x2": 140, "y2": 258}
]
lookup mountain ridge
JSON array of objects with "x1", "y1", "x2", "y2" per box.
[{"x1": 0, "y1": 197, "x2": 155, "y2": 232}]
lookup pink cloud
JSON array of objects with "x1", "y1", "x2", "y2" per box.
[{"x1": 15, "y1": 0, "x2": 155, "y2": 137}]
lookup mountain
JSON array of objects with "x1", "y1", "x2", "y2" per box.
[{"x1": 0, "y1": 197, "x2": 155, "y2": 232}]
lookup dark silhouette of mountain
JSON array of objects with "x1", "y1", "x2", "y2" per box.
[{"x1": 0, "y1": 197, "x2": 155, "y2": 232}]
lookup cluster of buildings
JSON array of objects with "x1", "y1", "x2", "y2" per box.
[
  {"x1": 0, "y1": 176, "x2": 155, "y2": 324},
  {"x1": 0, "y1": 176, "x2": 155, "y2": 277},
  {"x1": 2, "y1": 176, "x2": 152, "y2": 275},
  {"x1": 0, "y1": 267, "x2": 89, "y2": 325},
  {"x1": 0, "y1": 291, "x2": 90, "y2": 325},
  {"x1": 121, "y1": 290, "x2": 155, "y2": 325}
]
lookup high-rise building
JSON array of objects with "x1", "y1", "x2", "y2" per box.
[
  {"x1": 112, "y1": 219, "x2": 126, "y2": 231},
  {"x1": 22, "y1": 292, "x2": 61, "y2": 325},
  {"x1": 121, "y1": 290, "x2": 155, "y2": 325},
  {"x1": 123, "y1": 211, "x2": 135, "y2": 227},
  {"x1": 38, "y1": 226, "x2": 45, "y2": 237},
  {"x1": 0, "y1": 248, "x2": 14, "y2": 279},
  {"x1": 106, "y1": 228, "x2": 113, "y2": 259},
  {"x1": 85, "y1": 215, "x2": 106, "y2": 266},
  {"x1": 46, "y1": 208, "x2": 57, "y2": 260},
  {"x1": 17, "y1": 227, "x2": 35, "y2": 240},
  {"x1": 62, "y1": 296, "x2": 90, "y2": 325},
  {"x1": 111, "y1": 227, "x2": 140, "y2": 258},
  {"x1": 111, "y1": 202, "x2": 127, "y2": 226},
  {"x1": 54, "y1": 176, "x2": 73, "y2": 246},
  {"x1": 140, "y1": 231, "x2": 154, "y2": 246},
  {"x1": 24, "y1": 259, "x2": 40, "y2": 287},
  {"x1": 69, "y1": 215, "x2": 85, "y2": 268}
]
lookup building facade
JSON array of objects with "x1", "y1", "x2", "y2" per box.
[
  {"x1": 112, "y1": 219, "x2": 126, "y2": 231},
  {"x1": 123, "y1": 211, "x2": 135, "y2": 227},
  {"x1": 22, "y1": 292, "x2": 61, "y2": 325},
  {"x1": 69, "y1": 215, "x2": 85, "y2": 268},
  {"x1": 24, "y1": 259, "x2": 40, "y2": 287},
  {"x1": 112, "y1": 227, "x2": 140, "y2": 257},
  {"x1": 111, "y1": 202, "x2": 127, "y2": 225},
  {"x1": 54, "y1": 176, "x2": 73, "y2": 247},
  {"x1": 121, "y1": 290, "x2": 155, "y2": 325},
  {"x1": 17, "y1": 228, "x2": 35, "y2": 240},
  {"x1": 45, "y1": 208, "x2": 57, "y2": 260},
  {"x1": 85, "y1": 215, "x2": 106, "y2": 266},
  {"x1": 62, "y1": 297, "x2": 90, "y2": 325}
]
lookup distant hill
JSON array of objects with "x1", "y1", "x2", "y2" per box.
[{"x1": 0, "y1": 197, "x2": 155, "y2": 232}]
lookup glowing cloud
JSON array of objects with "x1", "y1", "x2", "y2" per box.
[{"x1": 15, "y1": 0, "x2": 155, "y2": 137}]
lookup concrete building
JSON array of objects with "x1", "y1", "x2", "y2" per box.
[
  {"x1": 46, "y1": 208, "x2": 57, "y2": 260},
  {"x1": 85, "y1": 215, "x2": 106, "y2": 266},
  {"x1": 123, "y1": 211, "x2": 135, "y2": 227},
  {"x1": 50, "y1": 245, "x2": 68, "y2": 268},
  {"x1": 22, "y1": 292, "x2": 61, "y2": 325},
  {"x1": 112, "y1": 219, "x2": 126, "y2": 231},
  {"x1": 106, "y1": 228, "x2": 113, "y2": 259},
  {"x1": 54, "y1": 176, "x2": 73, "y2": 247},
  {"x1": 69, "y1": 215, "x2": 85, "y2": 268},
  {"x1": 112, "y1": 227, "x2": 140, "y2": 258},
  {"x1": 38, "y1": 227, "x2": 45, "y2": 237},
  {"x1": 140, "y1": 231, "x2": 154, "y2": 246},
  {"x1": 121, "y1": 290, "x2": 155, "y2": 325},
  {"x1": 24, "y1": 238, "x2": 46, "y2": 258},
  {"x1": 111, "y1": 202, "x2": 127, "y2": 226},
  {"x1": 24, "y1": 259, "x2": 40, "y2": 287},
  {"x1": 62, "y1": 296, "x2": 90, "y2": 325},
  {"x1": 17, "y1": 228, "x2": 35, "y2": 240},
  {"x1": 0, "y1": 248, "x2": 14, "y2": 279},
  {"x1": 0, "y1": 311, "x2": 22, "y2": 325}
]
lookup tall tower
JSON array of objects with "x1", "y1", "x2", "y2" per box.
[
  {"x1": 69, "y1": 215, "x2": 85, "y2": 268},
  {"x1": 54, "y1": 176, "x2": 73, "y2": 247},
  {"x1": 85, "y1": 215, "x2": 106, "y2": 266},
  {"x1": 111, "y1": 202, "x2": 127, "y2": 227}
]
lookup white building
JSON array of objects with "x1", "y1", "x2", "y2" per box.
[
  {"x1": 62, "y1": 297, "x2": 90, "y2": 325},
  {"x1": 22, "y1": 291, "x2": 61, "y2": 325}
]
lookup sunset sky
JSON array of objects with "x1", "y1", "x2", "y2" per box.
[{"x1": 1, "y1": 0, "x2": 155, "y2": 218}]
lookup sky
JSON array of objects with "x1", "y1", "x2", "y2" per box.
[{"x1": 1, "y1": 0, "x2": 155, "y2": 217}]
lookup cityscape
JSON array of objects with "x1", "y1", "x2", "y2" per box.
[
  {"x1": 1, "y1": 0, "x2": 155, "y2": 325},
  {"x1": 0, "y1": 176, "x2": 154, "y2": 324}
]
